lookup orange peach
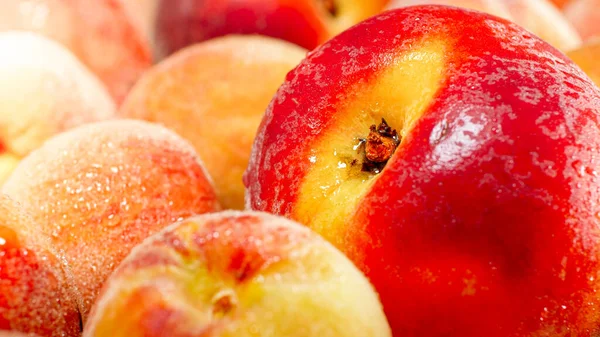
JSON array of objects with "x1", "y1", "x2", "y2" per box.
[
  {"x1": 564, "y1": 0, "x2": 600, "y2": 42},
  {"x1": 83, "y1": 211, "x2": 391, "y2": 337},
  {"x1": 0, "y1": 31, "x2": 115, "y2": 184},
  {"x1": 2, "y1": 119, "x2": 221, "y2": 321},
  {"x1": 567, "y1": 39, "x2": 600, "y2": 86},
  {"x1": 0, "y1": 0, "x2": 153, "y2": 103},
  {"x1": 386, "y1": 0, "x2": 582, "y2": 51},
  {"x1": 0, "y1": 195, "x2": 80, "y2": 337},
  {"x1": 120, "y1": 35, "x2": 306, "y2": 209}
]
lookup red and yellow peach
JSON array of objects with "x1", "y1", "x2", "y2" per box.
[
  {"x1": 84, "y1": 211, "x2": 391, "y2": 337},
  {"x1": 245, "y1": 5, "x2": 600, "y2": 336}
]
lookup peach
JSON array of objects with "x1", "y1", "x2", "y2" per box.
[
  {"x1": 83, "y1": 211, "x2": 391, "y2": 337},
  {"x1": 0, "y1": 195, "x2": 80, "y2": 337},
  {"x1": 120, "y1": 0, "x2": 159, "y2": 53},
  {"x1": 386, "y1": 0, "x2": 582, "y2": 51},
  {"x1": 244, "y1": 5, "x2": 600, "y2": 336},
  {"x1": 567, "y1": 39, "x2": 600, "y2": 86},
  {"x1": 154, "y1": 0, "x2": 389, "y2": 58},
  {"x1": 0, "y1": 31, "x2": 115, "y2": 184},
  {"x1": 564, "y1": 0, "x2": 600, "y2": 42},
  {"x1": 2, "y1": 119, "x2": 221, "y2": 321},
  {"x1": 120, "y1": 35, "x2": 306, "y2": 210},
  {"x1": 0, "y1": 0, "x2": 153, "y2": 103}
]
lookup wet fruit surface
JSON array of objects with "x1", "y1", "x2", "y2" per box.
[{"x1": 245, "y1": 6, "x2": 600, "y2": 336}]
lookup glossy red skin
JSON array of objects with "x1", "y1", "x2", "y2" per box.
[
  {"x1": 155, "y1": 0, "x2": 328, "y2": 57},
  {"x1": 244, "y1": 5, "x2": 600, "y2": 336}
]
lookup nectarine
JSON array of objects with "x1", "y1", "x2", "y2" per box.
[
  {"x1": 121, "y1": 35, "x2": 306, "y2": 210},
  {"x1": 154, "y1": 0, "x2": 389, "y2": 58},
  {"x1": 0, "y1": 31, "x2": 115, "y2": 184},
  {"x1": 245, "y1": 5, "x2": 600, "y2": 336},
  {"x1": 2, "y1": 119, "x2": 220, "y2": 321},
  {"x1": 83, "y1": 211, "x2": 391, "y2": 337}
]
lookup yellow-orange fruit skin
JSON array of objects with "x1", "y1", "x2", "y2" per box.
[
  {"x1": 567, "y1": 39, "x2": 600, "y2": 87},
  {"x1": 120, "y1": 35, "x2": 307, "y2": 209},
  {"x1": 2, "y1": 119, "x2": 221, "y2": 321}
]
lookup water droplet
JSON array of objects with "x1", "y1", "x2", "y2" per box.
[
  {"x1": 106, "y1": 214, "x2": 121, "y2": 228},
  {"x1": 572, "y1": 160, "x2": 586, "y2": 177}
]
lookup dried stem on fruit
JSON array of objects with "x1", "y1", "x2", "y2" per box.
[{"x1": 357, "y1": 118, "x2": 400, "y2": 174}]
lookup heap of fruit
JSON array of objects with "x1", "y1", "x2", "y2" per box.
[{"x1": 0, "y1": 0, "x2": 599, "y2": 336}]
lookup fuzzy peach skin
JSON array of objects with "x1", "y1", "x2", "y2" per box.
[
  {"x1": 154, "y1": 0, "x2": 389, "y2": 58},
  {"x1": 2, "y1": 119, "x2": 221, "y2": 322},
  {"x1": 244, "y1": 5, "x2": 600, "y2": 336},
  {"x1": 83, "y1": 211, "x2": 391, "y2": 337},
  {"x1": 386, "y1": 0, "x2": 581, "y2": 51},
  {"x1": 564, "y1": 0, "x2": 600, "y2": 42},
  {"x1": 567, "y1": 39, "x2": 600, "y2": 86},
  {"x1": 0, "y1": 0, "x2": 152, "y2": 103},
  {"x1": 0, "y1": 31, "x2": 116, "y2": 184},
  {"x1": 121, "y1": 35, "x2": 306, "y2": 210},
  {"x1": 0, "y1": 195, "x2": 80, "y2": 337}
]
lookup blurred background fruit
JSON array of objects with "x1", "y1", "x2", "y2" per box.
[
  {"x1": 153, "y1": 0, "x2": 390, "y2": 58},
  {"x1": 567, "y1": 38, "x2": 600, "y2": 86},
  {"x1": 0, "y1": 31, "x2": 115, "y2": 184},
  {"x1": 0, "y1": 0, "x2": 152, "y2": 103},
  {"x1": 386, "y1": 0, "x2": 582, "y2": 51},
  {"x1": 120, "y1": 35, "x2": 307, "y2": 210},
  {"x1": 564, "y1": 0, "x2": 600, "y2": 42}
]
